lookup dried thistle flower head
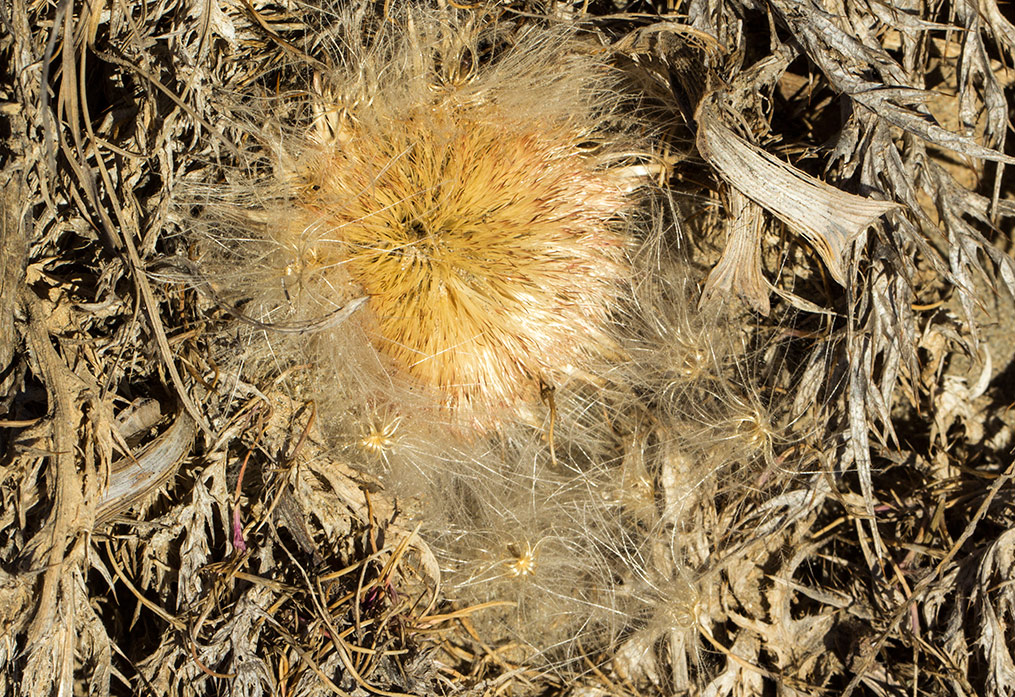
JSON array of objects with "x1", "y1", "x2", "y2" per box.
[
  {"x1": 230, "y1": 8, "x2": 641, "y2": 427},
  {"x1": 283, "y1": 106, "x2": 631, "y2": 421}
]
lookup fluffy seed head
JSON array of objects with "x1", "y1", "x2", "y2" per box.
[
  {"x1": 228, "y1": 11, "x2": 643, "y2": 427},
  {"x1": 282, "y1": 106, "x2": 631, "y2": 422}
]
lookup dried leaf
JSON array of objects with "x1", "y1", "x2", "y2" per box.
[
  {"x1": 701, "y1": 189, "x2": 771, "y2": 314},
  {"x1": 97, "y1": 409, "x2": 196, "y2": 525},
  {"x1": 769, "y1": 0, "x2": 1015, "y2": 165},
  {"x1": 975, "y1": 529, "x2": 1015, "y2": 696},
  {"x1": 696, "y1": 96, "x2": 898, "y2": 286}
]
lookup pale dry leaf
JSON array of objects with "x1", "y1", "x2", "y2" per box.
[
  {"x1": 975, "y1": 528, "x2": 1015, "y2": 696},
  {"x1": 700, "y1": 189, "x2": 771, "y2": 315},
  {"x1": 114, "y1": 398, "x2": 163, "y2": 440},
  {"x1": 791, "y1": 344, "x2": 834, "y2": 419},
  {"x1": 612, "y1": 627, "x2": 661, "y2": 687},
  {"x1": 177, "y1": 461, "x2": 229, "y2": 605},
  {"x1": 931, "y1": 369, "x2": 990, "y2": 448},
  {"x1": 77, "y1": 572, "x2": 113, "y2": 697},
  {"x1": 930, "y1": 566, "x2": 971, "y2": 686},
  {"x1": 700, "y1": 632, "x2": 763, "y2": 697},
  {"x1": 759, "y1": 549, "x2": 837, "y2": 687},
  {"x1": 977, "y1": 0, "x2": 1015, "y2": 47},
  {"x1": 186, "y1": 0, "x2": 237, "y2": 47},
  {"x1": 97, "y1": 409, "x2": 196, "y2": 525},
  {"x1": 666, "y1": 626, "x2": 691, "y2": 692},
  {"x1": 845, "y1": 340, "x2": 890, "y2": 569},
  {"x1": 296, "y1": 455, "x2": 442, "y2": 592},
  {"x1": 294, "y1": 457, "x2": 364, "y2": 541},
  {"x1": 221, "y1": 586, "x2": 275, "y2": 697},
  {"x1": 929, "y1": 162, "x2": 1015, "y2": 310},
  {"x1": 696, "y1": 97, "x2": 898, "y2": 286},
  {"x1": 769, "y1": 0, "x2": 1015, "y2": 165},
  {"x1": 21, "y1": 586, "x2": 76, "y2": 697},
  {"x1": 136, "y1": 642, "x2": 188, "y2": 696}
]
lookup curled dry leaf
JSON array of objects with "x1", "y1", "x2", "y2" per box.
[
  {"x1": 696, "y1": 95, "x2": 899, "y2": 286},
  {"x1": 700, "y1": 188, "x2": 771, "y2": 314},
  {"x1": 930, "y1": 348, "x2": 991, "y2": 448},
  {"x1": 96, "y1": 409, "x2": 196, "y2": 526}
]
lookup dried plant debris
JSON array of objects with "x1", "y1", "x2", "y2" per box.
[{"x1": 2, "y1": 0, "x2": 1015, "y2": 695}]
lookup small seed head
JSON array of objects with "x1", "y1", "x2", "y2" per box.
[
  {"x1": 506, "y1": 540, "x2": 540, "y2": 578},
  {"x1": 360, "y1": 415, "x2": 402, "y2": 456}
]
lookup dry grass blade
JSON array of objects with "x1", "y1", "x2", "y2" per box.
[{"x1": 844, "y1": 456, "x2": 1015, "y2": 697}]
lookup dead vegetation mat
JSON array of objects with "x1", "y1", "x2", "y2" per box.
[{"x1": 2, "y1": 0, "x2": 1015, "y2": 695}]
